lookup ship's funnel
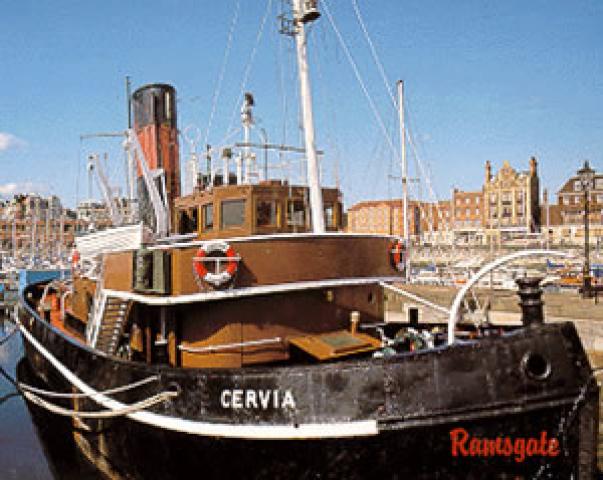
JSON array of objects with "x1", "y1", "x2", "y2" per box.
[{"x1": 131, "y1": 83, "x2": 181, "y2": 233}]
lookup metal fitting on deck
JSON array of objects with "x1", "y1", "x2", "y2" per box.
[{"x1": 515, "y1": 277, "x2": 544, "y2": 326}]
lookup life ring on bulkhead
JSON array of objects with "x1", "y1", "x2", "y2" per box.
[
  {"x1": 193, "y1": 241, "x2": 239, "y2": 287},
  {"x1": 390, "y1": 240, "x2": 406, "y2": 272},
  {"x1": 71, "y1": 250, "x2": 81, "y2": 270}
]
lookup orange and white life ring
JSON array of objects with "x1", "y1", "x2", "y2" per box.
[
  {"x1": 193, "y1": 241, "x2": 239, "y2": 287},
  {"x1": 390, "y1": 240, "x2": 406, "y2": 272}
]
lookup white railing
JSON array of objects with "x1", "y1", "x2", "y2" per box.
[{"x1": 447, "y1": 249, "x2": 572, "y2": 345}]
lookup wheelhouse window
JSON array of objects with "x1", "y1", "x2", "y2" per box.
[
  {"x1": 324, "y1": 203, "x2": 336, "y2": 229},
  {"x1": 221, "y1": 199, "x2": 246, "y2": 228},
  {"x1": 256, "y1": 199, "x2": 278, "y2": 227},
  {"x1": 286, "y1": 200, "x2": 307, "y2": 227},
  {"x1": 202, "y1": 203, "x2": 214, "y2": 231},
  {"x1": 179, "y1": 208, "x2": 198, "y2": 233}
]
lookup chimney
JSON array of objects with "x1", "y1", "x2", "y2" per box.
[
  {"x1": 131, "y1": 83, "x2": 181, "y2": 233},
  {"x1": 529, "y1": 156, "x2": 538, "y2": 177},
  {"x1": 485, "y1": 160, "x2": 492, "y2": 183}
]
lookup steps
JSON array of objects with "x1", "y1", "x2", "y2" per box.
[{"x1": 93, "y1": 296, "x2": 131, "y2": 355}]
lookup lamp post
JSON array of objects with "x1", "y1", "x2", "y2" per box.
[{"x1": 577, "y1": 160, "x2": 595, "y2": 298}]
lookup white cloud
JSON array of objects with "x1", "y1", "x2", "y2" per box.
[
  {"x1": 0, "y1": 181, "x2": 48, "y2": 197},
  {"x1": 0, "y1": 132, "x2": 26, "y2": 152}
]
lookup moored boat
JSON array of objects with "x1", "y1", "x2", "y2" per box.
[{"x1": 16, "y1": 2, "x2": 599, "y2": 478}]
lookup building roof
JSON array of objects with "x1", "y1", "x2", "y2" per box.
[{"x1": 557, "y1": 172, "x2": 603, "y2": 195}]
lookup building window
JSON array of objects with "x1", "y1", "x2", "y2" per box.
[
  {"x1": 595, "y1": 178, "x2": 603, "y2": 190},
  {"x1": 563, "y1": 196, "x2": 570, "y2": 205},
  {"x1": 256, "y1": 199, "x2": 278, "y2": 227},
  {"x1": 465, "y1": 198, "x2": 470, "y2": 205},
  {"x1": 202, "y1": 203, "x2": 213, "y2": 231},
  {"x1": 221, "y1": 199, "x2": 245, "y2": 228},
  {"x1": 287, "y1": 200, "x2": 307, "y2": 227},
  {"x1": 574, "y1": 180, "x2": 582, "y2": 192}
]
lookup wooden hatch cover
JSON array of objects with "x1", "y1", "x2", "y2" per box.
[{"x1": 289, "y1": 330, "x2": 381, "y2": 361}]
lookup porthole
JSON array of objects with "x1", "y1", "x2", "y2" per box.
[{"x1": 521, "y1": 352, "x2": 551, "y2": 381}]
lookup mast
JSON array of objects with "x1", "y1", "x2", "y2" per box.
[
  {"x1": 292, "y1": 0, "x2": 325, "y2": 233},
  {"x1": 397, "y1": 80, "x2": 410, "y2": 279},
  {"x1": 11, "y1": 217, "x2": 16, "y2": 261}
]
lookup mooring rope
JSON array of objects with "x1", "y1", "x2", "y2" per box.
[
  {"x1": 22, "y1": 389, "x2": 178, "y2": 419},
  {"x1": 13, "y1": 313, "x2": 180, "y2": 420},
  {"x1": 18, "y1": 375, "x2": 161, "y2": 399}
]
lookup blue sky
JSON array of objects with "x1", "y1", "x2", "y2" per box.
[{"x1": 0, "y1": 0, "x2": 601, "y2": 208}]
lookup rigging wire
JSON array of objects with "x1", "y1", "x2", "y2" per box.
[
  {"x1": 204, "y1": 0, "x2": 241, "y2": 148},
  {"x1": 322, "y1": 1, "x2": 399, "y2": 173},
  {"x1": 352, "y1": 0, "x2": 447, "y2": 242},
  {"x1": 351, "y1": 0, "x2": 397, "y2": 108},
  {"x1": 225, "y1": 0, "x2": 274, "y2": 138},
  {"x1": 75, "y1": 138, "x2": 83, "y2": 207},
  {"x1": 350, "y1": 0, "x2": 451, "y2": 237}
]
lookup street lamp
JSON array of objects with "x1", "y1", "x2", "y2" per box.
[{"x1": 577, "y1": 160, "x2": 595, "y2": 298}]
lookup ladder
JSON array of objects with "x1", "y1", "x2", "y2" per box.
[{"x1": 88, "y1": 291, "x2": 131, "y2": 355}]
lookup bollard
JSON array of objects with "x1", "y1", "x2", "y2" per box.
[{"x1": 515, "y1": 277, "x2": 544, "y2": 326}]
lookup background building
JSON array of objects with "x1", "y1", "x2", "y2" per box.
[
  {"x1": 0, "y1": 194, "x2": 78, "y2": 262},
  {"x1": 542, "y1": 164, "x2": 603, "y2": 246},
  {"x1": 483, "y1": 157, "x2": 540, "y2": 243},
  {"x1": 451, "y1": 189, "x2": 483, "y2": 243},
  {"x1": 347, "y1": 156, "x2": 543, "y2": 246},
  {"x1": 346, "y1": 198, "x2": 452, "y2": 242}
]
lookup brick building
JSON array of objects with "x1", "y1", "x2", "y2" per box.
[
  {"x1": 451, "y1": 189, "x2": 483, "y2": 243},
  {"x1": 346, "y1": 199, "x2": 450, "y2": 240}
]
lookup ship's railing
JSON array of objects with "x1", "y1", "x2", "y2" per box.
[{"x1": 447, "y1": 249, "x2": 572, "y2": 345}]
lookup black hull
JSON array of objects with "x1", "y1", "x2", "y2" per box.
[{"x1": 18, "y1": 293, "x2": 600, "y2": 479}]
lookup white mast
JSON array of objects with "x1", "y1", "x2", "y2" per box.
[
  {"x1": 397, "y1": 80, "x2": 410, "y2": 279},
  {"x1": 292, "y1": 0, "x2": 325, "y2": 233}
]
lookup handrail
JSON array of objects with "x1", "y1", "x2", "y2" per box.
[
  {"x1": 447, "y1": 249, "x2": 571, "y2": 345},
  {"x1": 379, "y1": 282, "x2": 449, "y2": 315},
  {"x1": 179, "y1": 337, "x2": 282, "y2": 354}
]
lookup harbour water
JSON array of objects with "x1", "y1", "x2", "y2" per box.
[{"x1": 0, "y1": 315, "x2": 101, "y2": 480}]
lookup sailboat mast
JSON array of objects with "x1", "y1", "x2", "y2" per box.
[
  {"x1": 292, "y1": 0, "x2": 325, "y2": 233},
  {"x1": 397, "y1": 80, "x2": 410, "y2": 279}
]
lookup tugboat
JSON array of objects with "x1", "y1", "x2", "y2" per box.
[{"x1": 17, "y1": 2, "x2": 599, "y2": 478}]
